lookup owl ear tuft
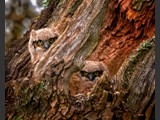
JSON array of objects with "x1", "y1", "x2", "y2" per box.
[
  {"x1": 30, "y1": 30, "x2": 37, "y2": 38},
  {"x1": 99, "y1": 62, "x2": 111, "y2": 80}
]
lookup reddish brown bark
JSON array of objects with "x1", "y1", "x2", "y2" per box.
[
  {"x1": 5, "y1": 0, "x2": 155, "y2": 119},
  {"x1": 89, "y1": 0, "x2": 154, "y2": 77}
]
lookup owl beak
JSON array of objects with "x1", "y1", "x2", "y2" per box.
[
  {"x1": 88, "y1": 74, "x2": 95, "y2": 81},
  {"x1": 44, "y1": 42, "x2": 50, "y2": 50}
]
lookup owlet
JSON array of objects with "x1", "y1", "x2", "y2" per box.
[
  {"x1": 79, "y1": 61, "x2": 110, "y2": 81},
  {"x1": 28, "y1": 27, "x2": 59, "y2": 63},
  {"x1": 69, "y1": 61, "x2": 110, "y2": 95}
]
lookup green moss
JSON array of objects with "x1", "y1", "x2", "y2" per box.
[
  {"x1": 13, "y1": 115, "x2": 17, "y2": 120},
  {"x1": 22, "y1": 87, "x2": 29, "y2": 94},
  {"x1": 54, "y1": 0, "x2": 60, "y2": 5},
  {"x1": 36, "y1": 81, "x2": 45, "y2": 90},
  {"x1": 122, "y1": 38, "x2": 154, "y2": 89},
  {"x1": 137, "y1": 41, "x2": 153, "y2": 52},
  {"x1": 43, "y1": 0, "x2": 60, "y2": 7},
  {"x1": 132, "y1": 0, "x2": 152, "y2": 11},
  {"x1": 132, "y1": 0, "x2": 144, "y2": 11},
  {"x1": 67, "y1": 0, "x2": 83, "y2": 16},
  {"x1": 43, "y1": 0, "x2": 50, "y2": 7}
]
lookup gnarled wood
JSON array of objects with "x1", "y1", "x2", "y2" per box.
[{"x1": 5, "y1": 0, "x2": 155, "y2": 119}]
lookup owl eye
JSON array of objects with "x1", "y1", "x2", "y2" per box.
[
  {"x1": 94, "y1": 71, "x2": 100, "y2": 76},
  {"x1": 83, "y1": 71, "x2": 88, "y2": 76},
  {"x1": 49, "y1": 38, "x2": 54, "y2": 44},
  {"x1": 80, "y1": 71, "x2": 88, "y2": 76},
  {"x1": 49, "y1": 36, "x2": 58, "y2": 44},
  {"x1": 37, "y1": 40, "x2": 43, "y2": 45}
]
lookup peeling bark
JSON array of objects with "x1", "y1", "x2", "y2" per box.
[{"x1": 5, "y1": 0, "x2": 155, "y2": 119}]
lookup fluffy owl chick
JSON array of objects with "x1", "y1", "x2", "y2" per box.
[
  {"x1": 68, "y1": 61, "x2": 110, "y2": 96},
  {"x1": 28, "y1": 27, "x2": 59, "y2": 63},
  {"x1": 80, "y1": 61, "x2": 110, "y2": 82}
]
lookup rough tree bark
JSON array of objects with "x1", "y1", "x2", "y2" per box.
[{"x1": 5, "y1": 0, "x2": 155, "y2": 120}]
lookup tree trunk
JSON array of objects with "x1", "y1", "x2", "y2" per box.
[{"x1": 5, "y1": 0, "x2": 155, "y2": 120}]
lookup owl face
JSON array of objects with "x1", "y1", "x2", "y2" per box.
[
  {"x1": 69, "y1": 61, "x2": 110, "y2": 95},
  {"x1": 33, "y1": 36, "x2": 58, "y2": 50},
  {"x1": 80, "y1": 70, "x2": 103, "y2": 81},
  {"x1": 28, "y1": 28, "x2": 59, "y2": 63},
  {"x1": 78, "y1": 61, "x2": 109, "y2": 82},
  {"x1": 31, "y1": 28, "x2": 59, "y2": 51}
]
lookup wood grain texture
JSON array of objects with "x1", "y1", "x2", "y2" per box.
[{"x1": 5, "y1": 0, "x2": 155, "y2": 119}]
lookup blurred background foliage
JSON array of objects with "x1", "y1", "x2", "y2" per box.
[{"x1": 5, "y1": 0, "x2": 45, "y2": 55}]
